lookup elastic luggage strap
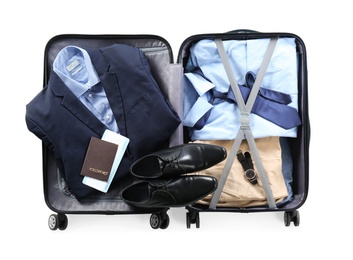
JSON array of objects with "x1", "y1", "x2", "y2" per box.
[{"x1": 209, "y1": 38, "x2": 278, "y2": 209}]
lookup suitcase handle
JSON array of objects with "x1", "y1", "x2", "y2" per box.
[{"x1": 227, "y1": 29, "x2": 258, "y2": 34}]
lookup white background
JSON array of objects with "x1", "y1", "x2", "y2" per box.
[{"x1": 1, "y1": 0, "x2": 350, "y2": 259}]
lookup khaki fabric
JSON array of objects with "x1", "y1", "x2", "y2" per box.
[{"x1": 191, "y1": 137, "x2": 288, "y2": 207}]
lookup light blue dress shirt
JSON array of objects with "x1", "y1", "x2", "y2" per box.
[
  {"x1": 183, "y1": 38, "x2": 299, "y2": 140},
  {"x1": 53, "y1": 46, "x2": 118, "y2": 133}
]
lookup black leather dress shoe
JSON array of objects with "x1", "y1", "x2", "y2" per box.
[
  {"x1": 121, "y1": 175, "x2": 217, "y2": 208},
  {"x1": 130, "y1": 143, "x2": 227, "y2": 179}
]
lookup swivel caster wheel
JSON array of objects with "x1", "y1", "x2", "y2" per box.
[
  {"x1": 284, "y1": 210, "x2": 300, "y2": 227},
  {"x1": 186, "y1": 211, "x2": 200, "y2": 228},
  {"x1": 150, "y1": 210, "x2": 170, "y2": 229},
  {"x1": 48, "y1": 213, "x2": 68, "y2": 231}
]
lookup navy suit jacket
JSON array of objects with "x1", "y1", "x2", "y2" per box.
[{"x1": 26, "y1": 44, "x2": 181, "y2": 200}]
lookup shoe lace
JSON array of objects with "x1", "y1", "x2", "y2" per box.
[
  {"x1": 163, "y1": 155, "x2": 180, "y2": 171},
  {"x1": 148, "y1": 182, "x2": 168, "y2": 197}
]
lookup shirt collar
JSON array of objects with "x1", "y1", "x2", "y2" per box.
[{"x1": 53, "y1": 46, "x2": 100, "y2": 97}]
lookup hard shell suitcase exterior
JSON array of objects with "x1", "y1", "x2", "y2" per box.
[{"x1": 27, "y1": 30, "x2": 309, "y2": 230}]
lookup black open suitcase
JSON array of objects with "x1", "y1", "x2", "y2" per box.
[
  {"x1": 180, "y1": 31, "x2": 310, "y2": 228},
  {"x1": 29, "y1": 30, "x2": 309, "y2": 230}
]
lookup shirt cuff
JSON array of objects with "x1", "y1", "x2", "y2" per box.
[
  {"x1": 184, "y1": 72, "x2": 215, "y2": 96},
  {"x1": 183, "y1": 97, "x2": 213, "y2": 127}
]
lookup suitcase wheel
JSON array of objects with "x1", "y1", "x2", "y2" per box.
[
  {"x1": 284, "y1": 210, "x2": 300, "y2": 227},
  {"x1": 48, "y1": 213, "x2": 68, "y2": 231},
  {"x1": 150, "y1": 209, "x2": 170, "y2": 229},
  {"x1": 186, "y1": 211, "x2": 200, "y2": 229}
]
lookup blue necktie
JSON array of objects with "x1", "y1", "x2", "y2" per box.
[{"x1": 194, "y1": 71, "x2": 301, "y2": 130}]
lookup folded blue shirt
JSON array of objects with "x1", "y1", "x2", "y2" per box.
[{"x1": 183, "y1": 38, "x2": 299, "y2": 140}]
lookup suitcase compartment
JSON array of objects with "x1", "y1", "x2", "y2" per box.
[
  {"x1": 177, "y1": 31, "x2": 310, "y2": 228},
  {"x1": 41, "y1": 34, "x2": 184, "y2": 230}
]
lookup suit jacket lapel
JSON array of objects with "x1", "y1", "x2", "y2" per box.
[
  {"x1": 86, "y1": 47, "x2": 127, "y2": 136},
  {"x1": 49, "y1": 71, "x2": 107, "y2": 136}
]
